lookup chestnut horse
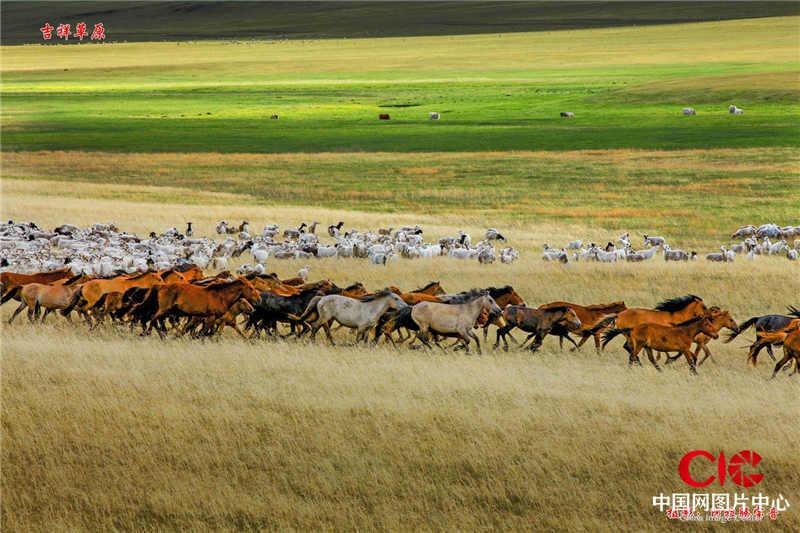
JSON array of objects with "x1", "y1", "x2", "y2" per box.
[
  {"x1": 145, "y1": 278, "x2": 261, "y2": 338},
  {"x1": 756, "y1": 325, "x2": 800, "y2": 378},
  {"x1": 539, "y1": 300, "x2": 626, "y2": 352},
  {"x1": 662, "y1": 307, "x2": 738, "y2": 366},
  {"x1": 7, "y1": 282, "x2": 85, "y2": 324},
  {"x1": 744, "y1": 318, "x2": 800, "y2": 367},
  {"x1": 602, "y1": 316, "x2": 719, "y2": 374},
  {"x1": 608, "y1": 295, "x2": 709, "y2": 355},
  {"x1": 0, "y1": 267, "x2": 74, "y2": 305},
  {"x1": 494, "y1": 306, "x2": 581, "y2": 352}
]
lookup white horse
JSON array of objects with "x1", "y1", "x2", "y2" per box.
[
  {"x1": 411, "y1": 293, "x2": 503, "y2": 354},
  {"x1": 305, "y1": 290, "x2": 408, "y2": 344}
]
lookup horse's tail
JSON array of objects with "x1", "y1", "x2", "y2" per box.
[
  {"x1": 61, "y1": 286, "x2": 83, "y2": 315},
  {"x1": 726, "y1": 316, "x2": 758, "y2": 343},
  {"x1": 1, "y1": 285, "x2": 22, "y2": 305},
  {"x1": 602, "y1": 328, "x2": 631, "y2": 349},
  {"x1": 586, "y1": 315, "x2": 616, "y2": 335},
  {"x1": 298, "y1": 295, "x2": 322, "y2": 323}
]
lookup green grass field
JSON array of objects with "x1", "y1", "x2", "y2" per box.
[{"x1": 3, "y1": 17, "x2": 799, "y2": 153}]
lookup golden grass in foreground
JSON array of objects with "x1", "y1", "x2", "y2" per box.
[{"x1": 2, "y1": 183, "x2": 799, "y2": 531}]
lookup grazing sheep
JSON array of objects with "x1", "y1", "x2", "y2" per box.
[
  {"x1": 643, "y1": 234, "x2": 665, "y2": 247},
  {"x1": 560, "y1": 112, "x2": 575, "y2": 118},
  {"x1": 328, "y1": 221, "x2": 344, "y2": 237},
  {"x1": 682, "y1": 107, "x2": 696, "y2": 115},
  {"x1": 485, "y1": 228, "x2": 506, "y2": 241},
  {"x1": 663, "y1": 245, "x2": 689, "y2": 261},
  {"x1": 429, "y1": 112, "x2": 440, "y2": 120},
  {"x1": 185, "y1": 222, "x2": 193, "y2": 237},
  {"x1": 298, "y1": 265, "x2": 310, "y2": 281},
  {"x1": 565, "y1": 239, "x2": 582, "y2": 250},
  {"x1": 307, "y1": 221, "x2": 320, "y2": 234},
  {"x1": 731, "y1": 225, "x2": 756, "y2": 238}
]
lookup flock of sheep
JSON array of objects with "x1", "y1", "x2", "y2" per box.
[
  {"x1": 0, "y1": 220, "x2": 521, "y2": 276},
  {"x1": 681, "y1": 104, "x2": 745, "y2": 116},
  {"x1": 543, "y1": 224, "x2": 800, "y2": 264}
]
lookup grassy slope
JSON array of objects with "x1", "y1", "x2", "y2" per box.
[
  {"x1": 3, "y1": 1, "x2": 799, "y2": 44},
  {"x1": 2, "y1": 17, "x2": 799, "y2": 153},
  {"x1": 3, "y1": 149, "x2": 798, "y2": 248}
]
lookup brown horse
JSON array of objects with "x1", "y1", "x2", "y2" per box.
[
  {"x1": 145, "y1": 278, "x2": 261, "y2": 338},
  {"x1": 538, "y1": 300, "x2": 626, "y2": 352},
  {"x1": 662, "y1": 307, "x2": 739, "y2": 366},
  {"x1": 196, "y1": 298, "x2": 255, "y2": 338},
  {"x1": 389, "y1": 281, "x2": 446, "y2": 305},
  {"x1": 494, "y1": 306, "x2": 582, "y2": 352},
  {"x1": 477, "y1": 286, "x2": 526, "y2": 340},
  {"x1": 602, "y1": 316, "x2": 718, "y2": 374},
  {"x1": 0, "y1": 267, "x2": 74, "y2": 305},
  {"x1": 758, "y1": 325, "x2": 800, "y2": 378},
  {"x1": 7, "y1": 282, "x2": 85, "y2": 324},
  {"x1": 70, "y1": 271, "x2": 168, "y2": 324},
  {"x1": 745, "y1": 318, "x2": 800, "y2": 367},
  {"x1": 608, "y1": 295, "x2": 709, "y2": 355}
]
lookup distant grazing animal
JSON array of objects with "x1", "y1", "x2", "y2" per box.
[
  {"x1": 682, "y1": 107, "x2": 696, "y2": 115},
  {"x1": 485, "y1": 228, "x2": 506, "y2": 241},
  {"x1": 379, "y1": 113, "x2": 390, "y2": 120},
  {"x1": 307, "y1": 221, "x2": 320, "y2": 234},
  {"x1": 560, "y1": 112, "x2": 575, "y2": 118},
  {"x1": 328, "y1": 221, "x2": 344, "y2": 237},
  {"x1": 731, "y1": 225, "x2": 756, "y2": 239},
  {"x1": 270, "y1": 114, "x2": 279, "y2": 119},
  {"x1": 429, "y1": 112, "x2": 440, "y2": 120},
  {"x1": 185, "y1": 222, "x2": 193, "y2": 237},
  {"x1": 643, "y1": 234, "x2": 665, "y2": 247}
]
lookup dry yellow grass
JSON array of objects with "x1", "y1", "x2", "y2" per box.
[{"x1": 2, "y1": 183, "x2": 799, "y2": 532}]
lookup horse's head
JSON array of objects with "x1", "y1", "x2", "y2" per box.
[
  {"x1": 231, "y1": 298, "x2": 255, "y2": 316},
  {"x1": 506, "y1": 288, "x2": 525, "y2": 306},
  {"x1": 181, "y1": 265, "x2": 204, "y2": 281},
  {"x1": 430, "y1": 282, "x2": 445, "y2": 296},
  {"x1": 562, "y1": 308, "x2": 582, "y2": 331},
  {"x1": 388, "y1": 292, "x2": 409, "y2": 310},
  {"x1": 699, "y1": 317, "x2": 719, "y2": 339},
  {"x1": 237, "y1": 279, "x2": 261, "y2": 305}
]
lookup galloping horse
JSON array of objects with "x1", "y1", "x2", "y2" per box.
[
  {"x1": 725, "y1": 306, "x2": 800, "y2": 362},
  {"x1": 602, "y1": 316, "x2": 719, "y2": 374},
  {"x1": 7, "y1": 282, "x2": 85, "y2": 324},
  {"x1": 494, "y1": 306, "x2": 581, "y2": 352},
  {"x1": 301, "y1": 289, "x2": 408, "y2": 345},
  {"x1": 476, "y1": 286, "x2": 526, "y2": 341},
  {"x1": 755, "y1": 325, "x2": 800, "y2": 378},
  {"x1": 662, "y1": 307, "x2": 738, "y2": 366},
  {"x1": 69, "y1": 271, "x2": 170, "y2": 325},
  {"x1": 608, "y1": 295, "x2": 709, "y2": 354},
  {"x1": 145, "y1": 278, "x2": 260, "y2": 338},
  {"x1": 539, "y1": 301, "x2": 626, "y2": 352},
  {"x1": 0, "y1": 267, "x2": 74, "y2": 305},
  {"x1": 742, "y1": 318, "x2": 800, "y2": 367},
  {"x1": 411, "y1": 292, "x2": 503, "y2": 354}
]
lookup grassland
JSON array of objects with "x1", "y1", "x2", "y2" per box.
[
  {"x1": 2, "y1": 10, "x2": 799, "y2": 532},
  {"x1": 2, "y1": 191, "x2": 800, "y2": 532},
  {"x1": 2, "y1": 17, "x2": 799, "y2": 153},
  {"x1": 3, "y1": 148, "x2": 799, "y2": 249}
]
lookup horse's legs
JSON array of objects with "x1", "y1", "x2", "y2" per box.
[
  {"x1": 697, "y1": 343, "x2": 713, "y2": 366},
  {"x1": 645, "y1": 347, "x2": 662, "y2": 372},
  {"x1": 8, "y1": 300, "x2": 27, "y2": 324},
  {"x1": 766, "y1": 344, "x2": 776, "y2": 361},
  {"x1": 573, "y1": 333, "x2": 591, "y2": 352},
  {"x1": 41, "y1": 307, "x2": 53, "y2": 323},
  {"x1": 322, "y1": 322, "x2": 336, "y2": 345},
  {"x1": 770, "y1": 350, "x2": 792, "y2": 379},
  {"x1": 494, "y1": 325, "x2": 512, "y2": 351},
  {"x1": 683, "y1": 349, "x2": 698, "y2": 375},
  {"x1": 467, "y1": 329, "x2": 481, "y2": 355}
]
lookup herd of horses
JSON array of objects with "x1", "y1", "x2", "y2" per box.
[{"x1": 2, "y1": 266, "x2": 799, "y2": 378}]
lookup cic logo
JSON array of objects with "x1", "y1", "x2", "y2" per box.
[{"x1": 679, "y1": 450, "x2": 764, "y2": 488}]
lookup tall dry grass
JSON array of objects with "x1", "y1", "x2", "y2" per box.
[{"x1": 2, "y1": 183, "x2": 799, "y2": 531}]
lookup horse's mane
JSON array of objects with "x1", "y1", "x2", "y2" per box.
[
  {"x1": 360, "y1": 288, "x2": 392, "y2": 302},
  {"x1": 344, "y1": 282, "x2": 365, "y2": 292},
  {"x1": 206, "y1": 279, "x2": 247, "y2": 290},
  {"x1": 125, "y1": 270, "x2": 154, "y2": 280},
  {"x1": 62, "y1": 273, "x2": 85, "y2": 286},
  {"x1": 412, "y1": 281, "x2": 439, "y2": 293},
  {"x1": 654, "y1": 294, "x2": 702, "y2": 312},
  {"x1": 585, "y1": 301, "x2": 625, "y2": 312},
  {"x1": 487, "y1": 285, "x2": 513, "y2": 298},
  {"x1": 446, "y1": 289, "x2": 487, "y2": 303},
  {"x1": 788, "y1": 305, "x2": 800, "y2": 319},
  {"x1": 675, "y1": 316, "x2": 705, "y2": 327},
  {"x1": 543, "y1": 305, "x2": 571, "y2": 315}
]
